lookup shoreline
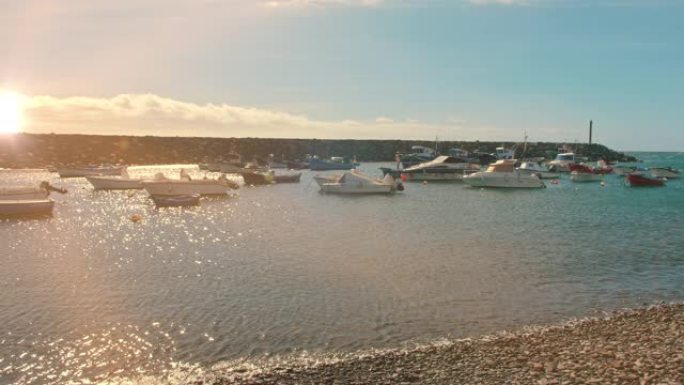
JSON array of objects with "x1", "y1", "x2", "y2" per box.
[{"x1": 194, "y1": 303, "x2": 682, "y2": 385}]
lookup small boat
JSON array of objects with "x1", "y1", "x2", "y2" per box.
[
  {"x1": 398, "y1": 145, "x2": 437, "y2": 168},
  {"x1": 626, "y1": 172, "x2": 665, "y2": 187},
  {"x1": 142, "y1": 170, "x2": 239, "y2": 196},
  {"x1": 56, "y1": 166, "x2": 124, "y2": 178},
  {"x1": 463, "y1": 159, "x2": 545, "y2": 188},
  {"x1": 649, "y1": 167, "x2": 679, "y2": 179},
  {"x1": 494, "y1": 146, "x2": 516, "y2": 160},
  {"x1": 517, "y1": 161, "x2": 560, "y2": 179},
  {"x1": 86, "y1": 169, "x2": 143, "y2": 190},
  {"x1": 569, "y1": 164, "x2": 604, "y2": 182},
  {"x1": 402, "y1": 156, "x2": 481, "y2": 182},
  {"x1": 309, "y1": 157, "x2": 358, "y2": 171},
  {"x1": 318, "y1": 170, "x2": 401, "y2": 194},
  {"x1": 151, "y1": 194, "x2": 200, "y2": 207},
  {"x1": 314, "y1": 174, "x2": 341, "y2": 186},
  {"x1": 549, "y1": 153, "x2": 580, "y2": 172},
  {"x1": 274, "y1": 173, "x2": 302, "y2": 184},
  {"x1": 0, "y1": 182, "x2": 66, "y2": 200},
  {"x1": 0, "y1": 199, "x2": 55, "y2": 217},
  {"x1": 240, "y1": 170, "x2": 275, "y2": 186},
  {"x1": 612, "y1": 165, "x2": 637, "y2": 176}
]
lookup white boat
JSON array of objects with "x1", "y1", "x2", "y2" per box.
[
  {"x1": 57, "y1": 166, "x2": 124, "y2": 178},
  {"x1": 517, "y1": 161, "x2": 560, "y2": 179},
  {"x1": 495, "y1": 146, "x2": 516, "y2": 160},
  {"x1": 86, "y1": 174, "x2": 143, "y2": 190},
  {"x1": 318, "y1": 170, "x2": 401, "y2": 194},
  {"x1": 612, "y1": 165, "x2": 636, "y2": 176},
  {"x1": 570, "y1": 171, "x2": 603, "y2": 182},
  {"x1": 548, "y1": 153, "x2": 580, "y2": 172},
  {"x1": 649, "y1": 167, "x2": 679, "y2": 179},
  {"x1": 142, "y1": 170, "x2": 239, "y2": 196},
  {"x1": 314, "y1": 174, "x2": 341, "y2": 186},
  {"x1": 0, "y1": 199, "x2": 54, "y2": 217},
  {"x1": 402, "y1": 156, "x2": 481, "y2": 181},
  {"x1": 463, "y1": 159, "x2": 545, "y2": 188}
]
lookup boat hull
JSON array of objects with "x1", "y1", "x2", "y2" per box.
[
  {"x1": 518, "y1": 169, "x2": 560, "y2": 179},
  {"x1": 0, "y1": 187, "x2": 49, "y2": 200},
  {"x1": 86, "y1": 176, "x2": 143, "y2": 190},
  {"x1": 320, "y1": 183, "x2": 393, "y2": 194},
  {"x1": 627, "y1": 173, "x2": 665, "y2": 187},
  {"x1": 57, "y1": 167, "x2": 124, "y2": 178},
  {"x1": 274, "y1": 173, "x2": 302, "y2": 183},
  {"x1": 403, "y1": 171, "x2": 471, "y2": 182},
  {"x1": 151, "y1": 194, "x2": 201, "y2": 207},
  {"x1": 649, "y1": 168, "x2": 679, "y2": 179},
  {"x1": 240, "y1": 171, "x2": 275, "y2": 186},
  {"x1": 0, "y1": 199, "x2": 54, "y2": 217},
  {"x1": 463, "y1": 172, "x2": 545, "y2": 188},
  {"x1": 142, "y1": 181, "x2": 235, "y2": 196}
]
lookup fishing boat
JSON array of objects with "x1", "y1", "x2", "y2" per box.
[
  {"x1": 649, "y1": 167, "x2": 679, "y2": 179},
  {"x1": 142, "y1": 170, "x2": 239, "y2": 196},
  {"x1": 612, "y1": 165, "x2": 637, "y2": 176},
  {"x1": 569, "y1": 164, "x2": 604, "y2": 182},
  {"x1": 309, "y1": 157, "x2": 358, "y2": 171},
  {"x1": 0, "y1": 199, "x2": 55, "y2": 217},
  {"x1": 401, "y1": 156, "x2": 481, "y2": 182},
  {"x1": 240, "y1": 170, "x2": 275, "y2": 186},
  {"x1": 626, "y1": 172, "x2": 665, "y2": 187},
  {"x1": 548, "y1": 153, "x2": 579, "y2": 172},
  {"x1": 274, "y1": 173, "x2": 302, "y2": 184},
  {"x1": 151, "y1": 194, "x2": 201, "y2": 207},
  {"x1": 463, "y1": 159, "x2": 545, "y2": 188},
  {"x1": 517, "y1": 161, "x2": 560, "y2": 179},
  {"x1": 398, "y1": 145, "x2": 437, "y2": 168},
  {"x1": 86, "y1": 169, "x2": 143, "y2": 190},
  {"x1": 56, "y1": 166, "x2": 124, "y2": 178},
  {"x1": 318, "y1": 170, "x2": 402, "y2": 194}
]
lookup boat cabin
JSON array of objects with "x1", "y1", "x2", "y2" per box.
[
  {"x1": 554, "y1": 153, "x2": 576, "y2": 162},
  {"x1": 486, "y1": 159, "x2": 517, "y2": 173},
  {"x1": 410, "y1": 145, "x2": 436, "y2": 157},
  {"x1": 495, "y1": 147, "x2": 515, "y2": 160}
]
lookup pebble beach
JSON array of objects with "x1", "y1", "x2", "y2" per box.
[{"x1": 203, "y1": 303, "x2": 683, "y2": 385}]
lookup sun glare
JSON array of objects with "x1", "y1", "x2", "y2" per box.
[{"x1": 0, "y1": 91, "x2": 22, "y2": 134}]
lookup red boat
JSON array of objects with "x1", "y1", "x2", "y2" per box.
[
  {"x1": 626, "y1": 173, "x2": 665, "y2": 187},
  {"x1": 568, "y1": 163, "x2": 612, "y2": 174}
]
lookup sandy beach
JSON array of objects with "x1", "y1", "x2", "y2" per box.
[{"x1": 202, "y1": 303, "x2": 683, "y2": 385}]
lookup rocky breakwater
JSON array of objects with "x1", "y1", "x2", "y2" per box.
[{"x1": 198, "y1": 303, "x2": 682, "y2": 385}]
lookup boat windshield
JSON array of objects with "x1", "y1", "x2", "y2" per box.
[{"x1": 556, "y1": 154, "x2": 575, "y2": 161}]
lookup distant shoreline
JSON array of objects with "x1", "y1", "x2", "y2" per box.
[
  {"x1": 197, "y1": 303, "x2": 682, "y2": 385},
  {"x1": 0, "y1": 133, "x2": 636, "y2": 169}
]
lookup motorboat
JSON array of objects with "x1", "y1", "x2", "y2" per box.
[
  {"x1": 401, "y1": 156, "x2": 481, "y2": 181},
  {"x1": 612, "y1": 165, "x2": 637, "y2": 176},
  {"x1": 56, "y1": 166, "x2": 124, "y2": 178},
  {"x1": 240, "y1": 170, "x2": 275, "y2": 186},
  {"x1": 274, "y1": 173, "x2": 302, "y2": 183},
  {"x1": 569, "y1": 164, "x2": 604, "y2": 182},
  {"x1": 0, "y1": 182, "x2": 66, "y2": 200},
  {"x1": 314, "y1": 174, "x2": 341, "y2": 186},
  {"x1": 318, "y1": 170, "x2": 402, "y2": 194},
  {"x1": 549, "y1": 153, "x2": 579, "y2": 172},
  {"x1": 0, "y1": 199, "x2": 55, "y2": 217},
  {"x1": 398, "y1": 145, "x2": 437, "y2": 168},
  {"x1": 309, "y1": 157, "x2": 359, "y2": 171},
  {"x1": 517, "y1": 161, "x2": 560, "y2": 179},
  {"x1": 626, "y1": 172, "x2": 665, "y2": 187},
  {"x1": 463, "y1": 159, "x2": 545, "y2": 188},
  {"x1": 150, "y1": 194, "x2": 201, "y2": 207},
  {"x1": 649, "y1": 167, "x2": 679, "y2": 179},
  {"x1": 86, "y1": 169, "x2": 143, "y2": 190},
  {"x1": 494, "y1": 146, "x2": 516, "y2": 160},
  {"x1": 142, "y1": 170, "x2": 239, "y2": 196}
]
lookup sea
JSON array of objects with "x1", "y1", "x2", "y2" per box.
[{"x1": 1, "y1": 152, "x2": 683, "y2": 385}]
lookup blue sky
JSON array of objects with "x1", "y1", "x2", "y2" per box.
[{"x1": 1, "y1": 0, "x2": 683, "y2": 150}]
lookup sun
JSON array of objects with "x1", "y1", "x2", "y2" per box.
[{"x1": 0, "y1": 91, "x2": 22, "y2": 134}]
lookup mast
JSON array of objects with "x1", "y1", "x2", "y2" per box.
[{"x1": 588, "y1": 120, "x2": 593, "y2": 159}]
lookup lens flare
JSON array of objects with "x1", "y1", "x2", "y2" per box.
[{"x1": 0, "y1": 91, "x2": 22, "y2": 134}]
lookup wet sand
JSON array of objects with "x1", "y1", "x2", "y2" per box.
[{"x1": 200, "y1": 303, "x2": 683, "y2": 385}]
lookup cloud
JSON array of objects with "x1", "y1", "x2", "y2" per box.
[
  {"x1": 19, "y1": 93, "x2": 540, "y2": 142},
  {"x1": 262, "y1": 0, "x2": 384, "y2": 7},
  {"x1": 469, "y1": 0, "x2": 528, "y2": 5}
]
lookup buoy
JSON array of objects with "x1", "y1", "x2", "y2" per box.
[
  {"x1": 130, "y1": 213, "x2": 142, "y2": 223},
  {"x1": 423, "y1": 181, "x2": 428, "y2": 185},
  {"x1": 600, "y1": 181, "x2": 606, "y2": 187}
]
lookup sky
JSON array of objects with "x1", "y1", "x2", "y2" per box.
[{"x1": 1, "y1": 0, "x2": 683, "y2": 151}]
